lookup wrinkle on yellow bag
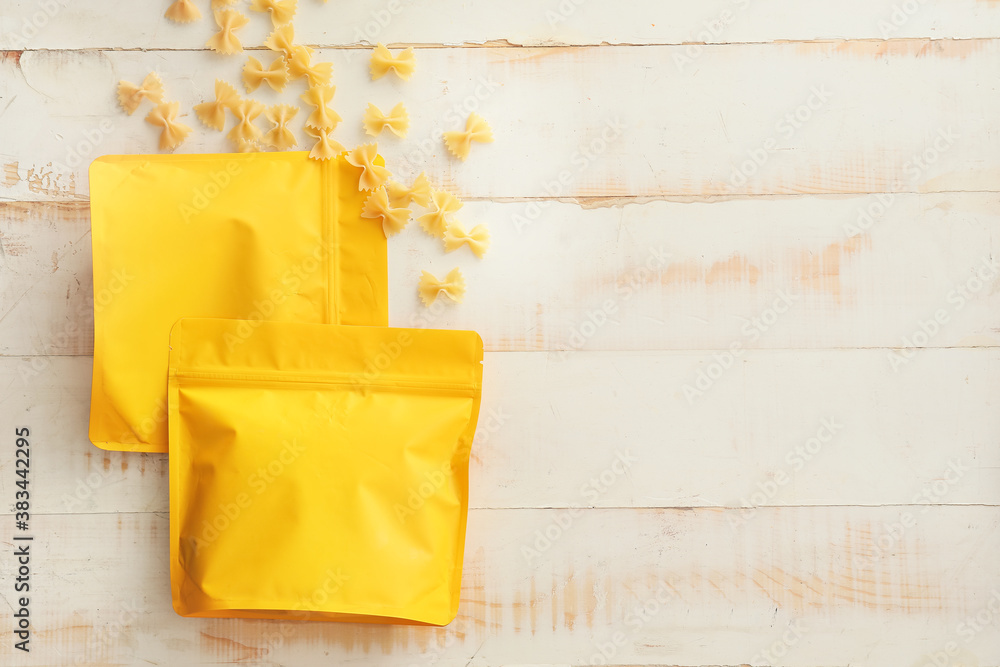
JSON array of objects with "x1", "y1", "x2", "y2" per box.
[
  {"x1": 89, "y1": 151, "x2": 388, "y2": 453},
  {"x1": 168, "y1": 318, "x2": 484, "y2": 625}
]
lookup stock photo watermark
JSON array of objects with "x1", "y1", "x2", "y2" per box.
[
  {"x1": 887, "y1": 255, "x2": 998, "y2": 371},
  {"x1": 586, "y1": 577, "x2": 678, "y2": 665},
  {"x1": 512, "y1": 117, "x2": 626, "y2": 234},
  {"x1": 728, "y1": 85, "x2": 833, "y2": 190},
  {"x1": 674, "y1": 0, "x2": 755, "y2": 72},
  {"x1": 682, "y1": 289, "x2": 799, "y2": 404},
  {"x1": 3, "y1": 0, "x2": 68, "y2": 48},
  {"x1": 728, "y1": 417, "x2": 843, "y2": 530},
  {"x1": 556, "y1": 246, "x2": 670, "y2": 359},
  {"x1": 853, "y1": 458, "x2": 967, "y2": 568},
  {"x1": 521, "y1": 449, "x2": 637, "y2": 566},
  {"x1": 844, "y1": 126, "x2": 960, "y2": 238}
]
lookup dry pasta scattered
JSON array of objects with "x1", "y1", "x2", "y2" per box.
[
  {"x1": 418, "y1": 268, "x2": 466, "y2": 307},
  {"x1": 243, "y1": 55, "x2": 289, "y2": 93},
  {"x1": 443, "y1": 112, "x2": 493, "y2": 161},
  {"x1": 345, "y1": 143, "x2": 391, "y2": 191},
  {"x1": 363, "y1": 102, "x2": 409, "y2": 138},
  {"x1": 206, "y1": 9, "x2": 249, "y2": 55},
  {"x1": 443, "y1": 220, "x2": 490, "y2": 258},
  {"x1": 264, "y1": 104, "x2": 298, "y2": 150},
  {"x1": 387, "y1": 172, "x2": 432, "y2": 208},
  {"x1": 145, "y1": 101, "x2": 192, "y2": 150},
  {"x1": 117, "y1": 72, "x2": 164, "y2": 115},
  {"x1": 369, "y1": 43, "x2": 415, "y2": 81},
  {"x1": 164, "y1": 0, "x2": 201, "y2": 23},
  {"x1": 194, "y1": 79, "x2": 240, "y2": 131},
  {"x1": 418, "y1": 189, "x2": 463, "y2": 238},
  {"x1": 362, "y1": 187, "x2": 411, "y2": 237}
]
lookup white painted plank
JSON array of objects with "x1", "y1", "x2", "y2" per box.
[
  {"x1": 3, "y1": 348, "x2": 997, "y2": 515},
  {"x1": 3, "y1": 194, "x2": 999, "y2": 355},
  {"x1": 1, "y1": 43, "x2": 998, "y2": 201},
  {"x1": 0, "y1": 507, "x2": 997, "y2": 666},
  {"x1": 3, "y1": 0, "x2": 1000, "y2": 50}
]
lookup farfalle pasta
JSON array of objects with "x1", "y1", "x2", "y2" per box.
[
  {"x1": 387, "y1": 172, "x2": 432, "y2": 208},
  {"x1": 117, "y1": 72, "x2": 164, "y2": 115},
  {"x1": 345, "y1": 143, "x2": 391, "y2": 191},
  {"x1": 444, "y1": 221, "x2": 490, "y2": 259},
  {"x1": 236, "y1": 139, "x2": 261, "y2": 153},
  {"x1": 264, "y1": 24, "x2": 295, "y2": 56},
  {"x1": 370, "y1": 43, "x2": 416, "y2": 81},
  {"x1": 243, "y1": 55, "x2": 289, "y2": 93},
  {"x1": 165, "y1": 0, "x2": 201, "y2": 23},
  {"x1": 145, "y1": 102, "x2": 192, "y2": 151},
  {"x1": 444, "y1": 113, "x2": 493, "y2": 161},
  {"x1": 419, "y1": 268, "x2": 466, "y2": 307},
  {"x1": 288, "y1": 46, "x2": 333, "y2": 87},
  {"x1": 194, "y1": 79, "x2": 240, "y2": 131},
  {"x1": 264, "y1": 104, "x2": 298, "y2": 150},
  {"x1": 362, "y1": 187, "x2": 411, "y2": 237},
  {"x1": 206, "y1": 9, "x2": 249, "y2": 55},
  {"x1": 305, "y1": 126, "x2": 345, "y2": 161},
  {"x1": 249, "y1": 0, "x2": 297, "y2": 27},
  {"x1": 300, "y1": 85, "x2": 341, "y2": 131},
  {"x1": 418, "y1": 189, "x2": 463, "y2": 238},
  {"x1": 363, "y1": 102, "x2": 409, "y2": 138},
  {"x1": 211, "y1": 0, "x2": 237, "y2": 9},
  {"x1": 228, "y1": 98, "x2": 265, "y2": 146}
]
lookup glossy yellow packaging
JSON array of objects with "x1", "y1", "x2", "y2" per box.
[
  {"x1": 167, "y1": 318, "x2": 484, "y2": 624},
  {"x1": 88, "y1": 152, "x2": 388, "y2": 453}
]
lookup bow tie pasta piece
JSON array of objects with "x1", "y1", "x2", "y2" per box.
[
  {"x1": 418, "y1": 268, "x2": 466, "y2": 307},
  {"x1": 211, "y1": 0, "x2": 237, "y2": 9},
  {"x1": 443, "y1": 221, "x2": 490, "y2": 259},
  {"x1": 362, "y1": 187, "x2": 411, "y2": 237},
  {"x1": 418, "y1": 189, "x2": 463, "y2": 238},
  {"x1": 165, "y1": 0, "x2": 201, "y2": 23},
  {"x1": 370, "y1": 43, "x2": 416, "y2": 81},
  {"x1": 236, "y1": 138, "x2": 261, "y2": 152},
  {"x1": 387, "y1": 172, "x2": 432, "y2": 208},
  {"x1": 228, "y1": 98, "x2": 265, "y2": 146},
  {"x1": 206, "y1": 9, "x2": 249, "y2": 55},
  {"x1": 363, "y1": 102, "x2": 409, "y2": 138},
  {"x1": 117, "y1": 72, "x2": 165, "y2": 115},
  {"x1": 300, "y1": 85, "x2": 341, "y2": 131},
  {"x1": 444, "y1": 113, "x2": 493, "y2": 161},
  {"x1": 194, "y1": 79, "x2": 240, "y2": 131},
  {"x1": 264, "y1": 24, "x2": 296, "y2": 56},
  {"x1": 305, "y1": 126, "x2": 345, "y2": 161},
  {"x1": 249, "y1": 0, "x2": 297, "y2": 27},
  {"x1": 288, "y1": 46, "x2": 333, "y2": 87},
  {"x1": 345, "y1": 143, "x2": 391, "y2": 191},
  {"x1": 145, "y1": 102, "x2": 192, "y2": 151},
  {"x1": 243, "y1": 55, "x2": 289, "y2": 93},
  {"x1": 264, "y1": 104, "x2": 298, "y2": 150}
]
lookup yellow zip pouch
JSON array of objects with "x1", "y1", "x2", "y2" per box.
[
  {"x1": 89, "y1": 151, "x2": 388, "y2": 453},
  {"x1": 167, "y1": 318, "x2": 484, "y2": 625}
]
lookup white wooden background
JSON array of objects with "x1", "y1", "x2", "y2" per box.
[{"x1": 2, "y1": 1, "x2": 1000, "y2": 665}]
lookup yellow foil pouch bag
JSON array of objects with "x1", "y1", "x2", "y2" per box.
[
  {"x1": 89, "y1": 151, "x2": 388, "y2": 453},
  {"x1": 168, "y1": 318, "x2": 484, "y2": 625}
]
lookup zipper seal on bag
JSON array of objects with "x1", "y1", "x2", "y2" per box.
[
  {"x1": 321, "y1": 158, "x2": 340, "y2": 326},
  {"x1": 171, "y1": 370, "x2": 478, "y2": 395}
]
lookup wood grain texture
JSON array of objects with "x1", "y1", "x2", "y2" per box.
[
  {"x1": 1, "y1": 43, "x2": 999, "y2": 202},
  {"x1": 2, "y1": 349, "x2": 997, "y2": 515},
  {"x1": 3, "y1": 194, "x2": 999, "y2": 355},
  {"x1": 0, "y1": 507, "x2": 997, "y2": 666},
  {"x1": 2, "y1": 0, "x2": 1000, "y2": 49},
  {"x1": 1, "y1": 2, "x2": 998, "y2": 665}
]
